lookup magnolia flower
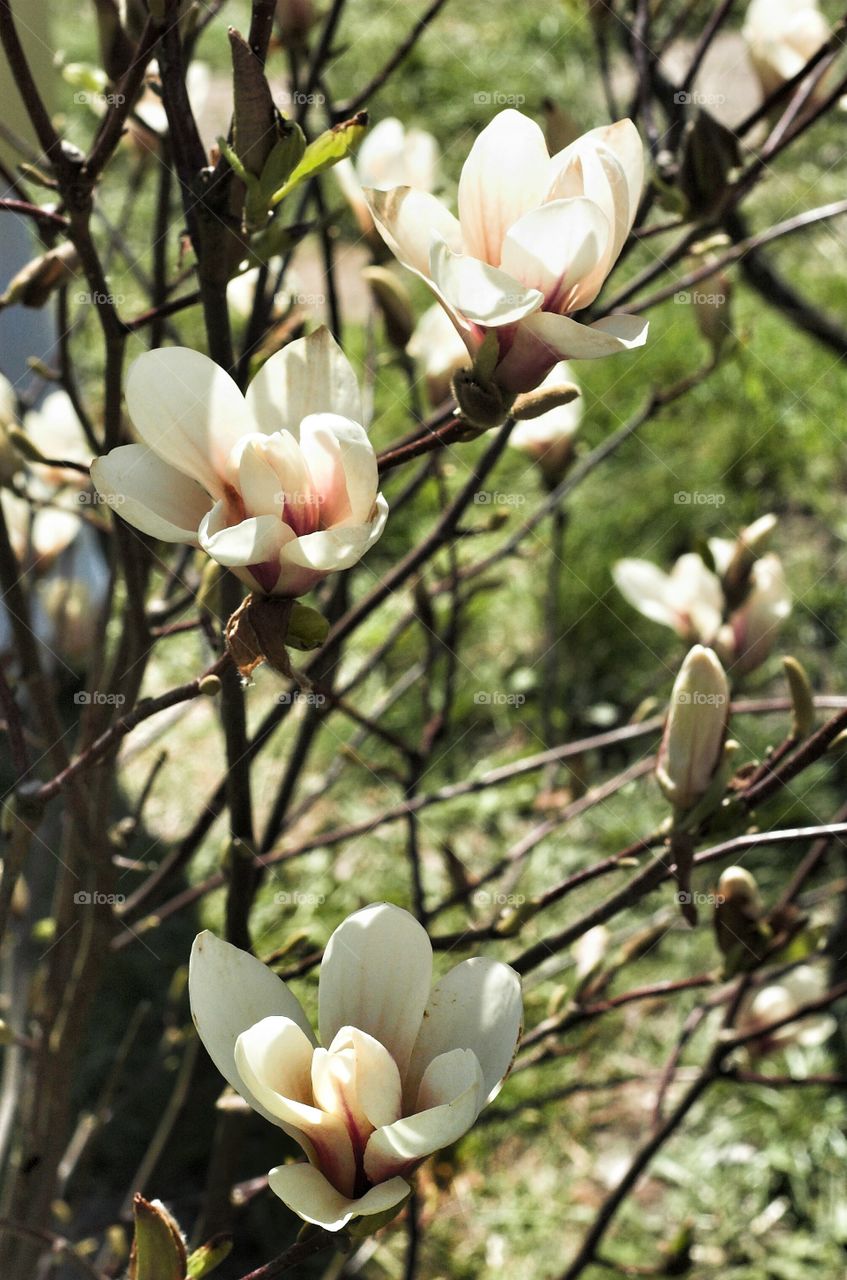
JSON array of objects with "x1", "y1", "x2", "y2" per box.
[
  {"x1": 738, "y1": 964, "x2": 836, "y2": 1054},
  {"x1": 743, "y1": 0, "x2": 831, "y2": 99},
  {"x1": 613, "y1": 552, "x2": 724, "y2": 645},
  {"x1": 91, "y1": 328, "x2": 388, "y2": 598},
  {"x1": 337, "y1": 117, "x2": 439, "y2": 241},
  {"x1": 367, "y1": 109, "x2": 648, "y2": 393},
  {"x1": 656, "y1": 645, "x2": 729, "y2": 812},
  {"x1": 189, "y1": 903, "x2": 522, "y2": 1231},
  {"x1": 406, "y1": 303, "x2": 471, "y2": 406},
  {"x1": 509, "y1": 362, "x2": 582, "y2": 484},
  {"x1": 23, "y1": 389, "x2": 92, "y2": 487}
]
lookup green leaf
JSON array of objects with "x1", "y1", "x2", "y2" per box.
[
  {"x1": 129, "y1": 1195, "x2": 187, "y2": 1280},
  {"x1": 269, "y1": 112, "x2": 368, "y2": 207},
  {"x1": 186, "y1": 1236, "x2": 233, "y2": 1278}
]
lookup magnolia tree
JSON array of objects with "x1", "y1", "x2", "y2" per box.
[{"x1": 0, "y1": 0, "x2": 846, "y2": 1277}]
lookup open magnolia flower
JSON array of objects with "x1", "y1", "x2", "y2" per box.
[
  {"x1": 91, "y1": 328, "x2": 388, "y2": 597},
  {"x1": 366, "y1": 109, "x2": 648, "y2": 393},
  {"x1": 743, "y1": 0, "x2": 832, "y2": 99},
  {"x1": 189, "y1": 903, "x2": 522, "y2": 1232},
  {"x1": 613, "y1": 517, "x2": 791, "y2": 676}
]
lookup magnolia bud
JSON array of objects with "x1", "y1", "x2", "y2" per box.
[
  {"x1": 0, "y1": 243, "x2": 81, "y2": 309},
  {"x1": 714, "y1": 864, "x2": 769, "y2": 963},
  {"x1": 656, "y1": 645, "x2": 729, "y2": 813},
  {"x1": 512, "y1": 383, "x2": 580, "y2": 421},
  {"x1": 361, "y1": 266, "x2": 415, "y2": 350},
  {"x1": 452, "y1": 369, "x2": 507, "y2": 430},
  {"x1": 677, "y1": 110, "x2": 739, "y2": 220},
  {"x1": 128, "y1": 1195, "x2": 187, "y2": 1280},
  {"x1": 718, "y1": 554, "x2": 790, "y2": 675}
]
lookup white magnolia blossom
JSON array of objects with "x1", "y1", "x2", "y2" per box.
[
  {"x1": 738, "y1": 964, "x2": 836, "y2": 1053},
  {"x1": 406, "y1": 303, "x2": 471, "y2": 406},
  {"x1": 715, "y1": 554, "x2": 792, "y2": 675},
  {"x1": 91, "y1": 328, "x2": 388, "y2": 598},
  {"x1": 337, "y1": 117, "x2": 439, "y2": 240},
  {"x1": 743, "y1": 0, "x2": 831, "y2": 99},
  {"x1": 189, "y1": 903, "x2": 523, "y2": 1232},
  {"x1": 509, "y1": 361, "x2": 582, "y2": 483},
  {"x1": 366, "y1": 109, "x2": 648, "y2": 393},
  {"x1": 613, "y1": 552, "x2": 725, "y2": 645},
  {"x1": 656, "y1": 645, "x2": 729, "y2": 812}
]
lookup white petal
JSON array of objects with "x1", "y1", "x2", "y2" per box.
[
  {"x1": 318, "y1": 903, "x2": 433, "y2": 1079},
  {"x1": 549, "y1": 120, "x2": 643, "y2": 267},
  {"x1": 457, "y1": 109, "x2": 550, "y2": 266},
  {"x1": 188, "y1": 932, "x2": 314, "y2": 1129},
  {"x1": 198, "y1": 504, "x2": 291, "y2": 568},
  {"x1": 246, "y1": 327, "x2": 363, "y2": 436},
  {"x1": 366, "y1": 187, "x2": 463, "y2": 280},
  {"x1": 299, "y1": 413, "x2": 378, "y2": 525},
  {"x1": 405, "y1": 957, "x2": 522, "y2": 1108},
  {"x1": 416, "y1": 1047, "x2": 486, "y2": 1113},
  {"x1": 613, "y1": 559, "x2": 680, "y2": 631},
  {"x1": 280, "y1": 496, "x2": 388, "y2": 574},
  {"x1": 500, "y1": 198, "x2": 611, "y2": 312},
  {"x1": 364, "y1": 1051, "x2": 484, "y2": 1183},
  {"x1": 236, "y1": 1020, "x2": 355, "y2": 1193},
  {"x1": 267, "y1": 1163, "x2": 410, "y2": 1232},
  {"x1": 125, "y1": 348, "x2": 253, "y2": 497},
  {"x1": 494, "y1": 311, "x2": 648, "y2": 391},
  {"x1": 322, "y1": 1026, "x2": 403, "y2": 1130},
  {"x1": 430, "y1": 240, "x2": 542, "y2": 327},
  {"x1": 91, "y1": 445, "x2": 211, "y2": 543}
]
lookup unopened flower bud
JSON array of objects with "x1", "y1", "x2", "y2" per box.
[
  {"x1": 512, "y1": 382, "x2": 580, "y2": 421},
  {"x1": 714, "y1": 865, "x2": 769, "y2": 964},
  {"x1": 0, "y1": 242, "x2": 81, "y2": 309},
  {"x1": 452, "y1": 369, "x2": 508, "y2": 430},
  {"x1": 721, "y1": 512, "x2": 777, "y2": 604},
  {"x1": 129, "y1": 1194, "x2": 187, "y2": 1280},
  {"x1": 656, "y1": 645, "x2": 729, "y2": 813}
]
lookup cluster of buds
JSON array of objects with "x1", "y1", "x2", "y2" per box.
[{"x1": 614, "y1": 514, "x2": 791, "y2": 676}]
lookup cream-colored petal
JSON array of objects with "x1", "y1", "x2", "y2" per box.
[
  {"x1": 188, "y1": 932, "x2": 314, "y2": 1129},
  {"x1": 326, "y1": 1026, "x2": 403, "y2": 1130},
  {"x1": 457, "y1": 109, "x2": 550, "y2": 266},
  {"x1": 500, "y1": 198, "x2": 610, "y2": 312},
  {"x1": 236, "y1": 1023, "x2": 355, "y2": 1195},
  {"x1": 318, "y1": 903, "x2": 432, "y2": 1079},
  {"x1": 245, "y1": 327, "x2": 362, "y2": 436},
  {"x1": 613, "y1": 559, "x2": 680, "y2": 631},
  {"x1": 405, "y1": 957, "x2": 522, "y2": 1109},
  {"x1": 267, "y1": 1163, "x2": 410, "y2": 1232},
  {"x1": 91, "y1": 444, "x2": 211, "y2": 543},
  {"x1": 494, "y1": 311, "x2": 648, "y2": 392},
  {"x1": 364, "y1": 1051, "x2": 484, "y2": 1183},
  {"x1": 366, "y1": 187, "x2": 463, "y2": 280},
  {"x1": 298, "y1": 413, "x2": 378, "y2": 525},
  {"x1": 124, "y1": 347, "x2": 253, "y2": 497},
  {"x1": 280, "y1": 496, "x2": 388, "y2": 574},
  {"x1": 198, "y1": 504, "x2": 291, "y2": 568},
  {"x1": 430, "y1": 240, "x2": 542, "y2": 327}
]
